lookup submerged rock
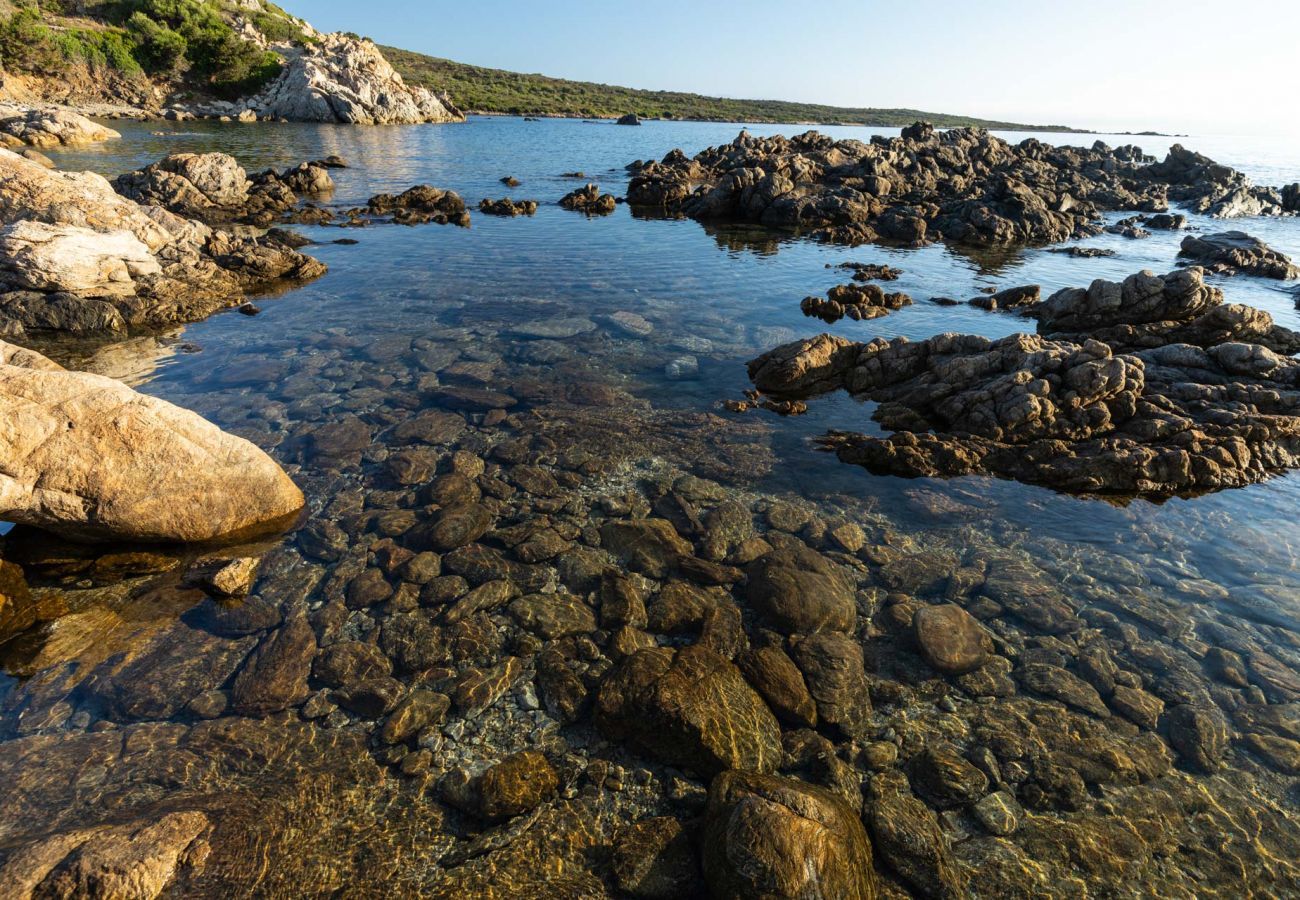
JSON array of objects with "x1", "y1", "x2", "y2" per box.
[
  {"x1": 701, "y1": 770, "x2": 878, "y2": 899},
  {"x1": 596, "y1": 644, "x2": 781, "y2": 776},
  {"x1": 0, "y1": 340, "x2": 303, "y2": 543}
]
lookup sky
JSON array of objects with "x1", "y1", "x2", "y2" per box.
[{"x1": 282, "y1": 0, "x2": 1298, "y2": 136}]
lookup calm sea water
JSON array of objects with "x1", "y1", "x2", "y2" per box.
[{"x1": 44, "y1": 116, "x2": 1300, "y2": 613}]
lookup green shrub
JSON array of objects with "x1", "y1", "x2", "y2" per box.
[{"x1": 126, "y1": 11, "x2": 186, "y2": 73}]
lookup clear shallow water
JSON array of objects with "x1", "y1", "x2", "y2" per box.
[
  {"x1": 48, "y1": 116, "x2": 1300, "y2": 603},
  {"x1": 5, "y1": 116, "x2": 1300, "y2": 894}
]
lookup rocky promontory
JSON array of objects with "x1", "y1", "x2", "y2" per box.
[
  {"x1": 204, "y1": 34, "x2": 464, "y2": 125},
  {"x1": 749, "y1": 267, "x2": 1300, "y2": 496},
  {"x1": 0, "y1": 149, "x2": 325, "y2": 340},
  {"x1": 628, "y1": 124, "x2": 1300, "y2": 246}
]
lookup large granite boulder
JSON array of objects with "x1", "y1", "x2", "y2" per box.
[
  {"x1": 242, "y1": 34, "x2": 463, "y2": 124},
  {"x1": 0, "y1": 104, "x2": 120, "y2": 148},
  {"x1": 0, "y1": 221, "x2": 159, "y2": 296},
  {"x1": 0, "y1": 340, "x2": 304, "y2": 542},
  {"x1": 701, "y1": 770, "x2": 878, "y2": 899}
]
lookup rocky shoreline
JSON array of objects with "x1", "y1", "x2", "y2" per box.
[{"x1": 0, "y1": 117, "x2": 1299, "y2": 898}]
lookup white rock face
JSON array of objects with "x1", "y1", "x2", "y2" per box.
[
  {"x1": 0, "y1": 149, "x2": 174, "y2": 252},
  {"x1": 0, "y1": 104, "x2": 121, "y2": 147},
  {"x1": 0, "y1": 340, "x2": 305, "y2": 543},
  {"x1": 245, "y1": 34, "x2": 463, "y2": 124},
  {"x1": 0, "y1": 221, "x2": 160, "y2": 296}
]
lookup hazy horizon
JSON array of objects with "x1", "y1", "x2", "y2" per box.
[{"x1": 283, "y1": 0, "x2": 1298, "y2": 137}]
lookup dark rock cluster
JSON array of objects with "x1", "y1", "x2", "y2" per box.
[
  {"x1": 750, "y1": 267, "x2": 1300, "y2": 496},
  {"x1": 627, "y1": 123, "x2": 1299, "y2": 247}
]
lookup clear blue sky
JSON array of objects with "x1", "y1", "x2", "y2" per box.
[{"x1": 281, "y1": 0, "x2": 1297, "y2": 135}]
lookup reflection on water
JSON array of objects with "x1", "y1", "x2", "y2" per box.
[{"x1": 3, "y1": 116, "x2": 1300, "y2": 895}]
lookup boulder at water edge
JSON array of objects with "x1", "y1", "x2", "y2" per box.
[{"x1": 0, "y1": 340, "x2": 304, "y2": 542}]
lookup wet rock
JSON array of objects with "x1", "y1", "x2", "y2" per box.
[
  {"x1": 867, "y1": 769, "x2": 967, "y2": 899},
  {"x1": 367, "y1": 185, "x2": 469, "y2": 226},
  {"x1": 508, "y1": 593, "x2": 597, "y2": 639},
  {"x1": 182, "y1": 557, "x2": 260, "y2": 599},
  {"x1": 702, "y1": 770, "x2": 878, "y2": 900},
  {"x1": 345, "y1": 568, "x2": 393, "y2": 609},
  {"x1": 1018, "y1": 663, "x2": 1110, "y2": 718},
  {"x1": 182, "y1": 595, "x2": 281, "y2": 638},
  {"x1": 228, "y1": 614, "x2": 317, "y2": 717},
  {"x1": 408, "y1": 504, "x2": 495, "y2": 552},
  {"x1": 0, "y1": 810, "x2": 208, "y2": 899},
  {"x1": 790, "y1": 631, "x2": 871, "y2": 740},
  {"x1": 611, "y1": 816, "x2": 703, "y2": 899},
  {"x1": 970, "y1": 283, "x2": 1041, "y2": 311},
  {"x1": 478, "y1": 750, "x2": 559, "y2": 821},
  {"x1": 1243, "y1": 732, "x2": 1300, "y2": 775},
  {"x1": 972, "y1": 789, "x2": 1023, "y2": 836},
  {"x1": 381, "y1": 690, "x2": 450, "y2": 744},
  {"x1": 744, "y1": 542, "x2": 856, "y2": 634},
  {"x1": 1179, "y1": 231, "x2": 1299, "y2": 279},
  {"x1": 478, "y1": 197, "x2": 538, "y2": 216},
  {"x1": 737, "y1": 645, "x2": 818, "y2": 728},
  {"x1": 599, "y1": 519, "x2": 692, "y2": 578},
  {"x1": 312, "y1": 640, "x2": 392, "y2": 688},
  {"x1": 379, "y1": 610, "x2": 448, "y2": 673},
  {"x1": 0, "y1": 340, "x2": 304, "y2": 543},
  {"x1": 801, "y1": 282, "x2": 911, "y2": 323},
  {"x1": 1164, "y1": 703, "x2": 1229, "y2": 772},
  {"x1": 92, "y1": 620, "x2": 256, "y2": 721},
  {"x1": 559, "y1": 184, "x2": 617, "y2": 215},
  {"x1": 908, "y1": 743, "x2": 989, "y2": 809},
  {"x1": 596, "y1": 645, "x2": 781, "y2": 776},
  {"x1": 452, "y1": 655, "x2": 524, "y2": 713},
  {"x1": 600, "y1": 572, "x2": 648, "y2": 629},
  {"x1": 1109, "y1": 684, "x2": 1164, "y2": 730},
  {"x1": 913, "y1": 603, "x2": 989, "y2": 674},
  {"x1": 333, "y1": 676, "x2": 406, "y2": 718}
]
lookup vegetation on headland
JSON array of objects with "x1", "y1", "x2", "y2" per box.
[
  {"x1": 382, "y1": 46, "x2": 1083, "y2": 131},
  {"x1": 0, "y1": 0, "x2": 307, "y2": 98}
]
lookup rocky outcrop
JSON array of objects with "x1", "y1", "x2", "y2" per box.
[
  {"x1": 113, "y1": 153, "x2": 335, "y2": 227},
  {"x1": 626, "y1": 125, "x2": 1294, "y2": 248},
  {"x1": 801, "y1": 282, "x2": 912, "y2": 323},
  {"x1": 364, "y1": 185, "x2": 470, "y2": 226},
  {"x1": 1178, "y1": 231, "x2": 1299, "y2": 280},
  {"x1": 478, "y1": 198, "x2": 538, "y2": 217},
  {"x1": 0, "y1": 221, "x2": 159, "y2": 296},
  {"x1": 0, "y1": 149, "x2": 325, "y2": 339},
  {"x1": 748, "y1": 268, "x2": 1300, "y2": 496},
  {"x1": 0, "y1": 104, "x2": 120, "y2": 148},
  {"x1": 0, "y1": 339, "x2": 304, "y2": 542},
  {"x1": 235, "y1": 34, "x2": 463, "y2": 125},
  {"x1": 560, "y1": 184, "x2": 617, "y2": 215}
]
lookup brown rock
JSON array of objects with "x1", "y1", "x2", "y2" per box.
[
  {"x1": 596, "y1": 645, "x2": 781, "y2": 776},
  {"x1": 701, "y1": 770, "x2": 878, "y2": 900},
  {"x1": 912, "y1": 603, "x2": 988, "y2": 674},
  {"x1": 477, "y1": 750, "x2": 559, "y2": 821}
]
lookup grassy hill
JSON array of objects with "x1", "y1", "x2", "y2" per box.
[{"x1": 383, "y1": 46, "x2": 1081, "y2": 131}]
